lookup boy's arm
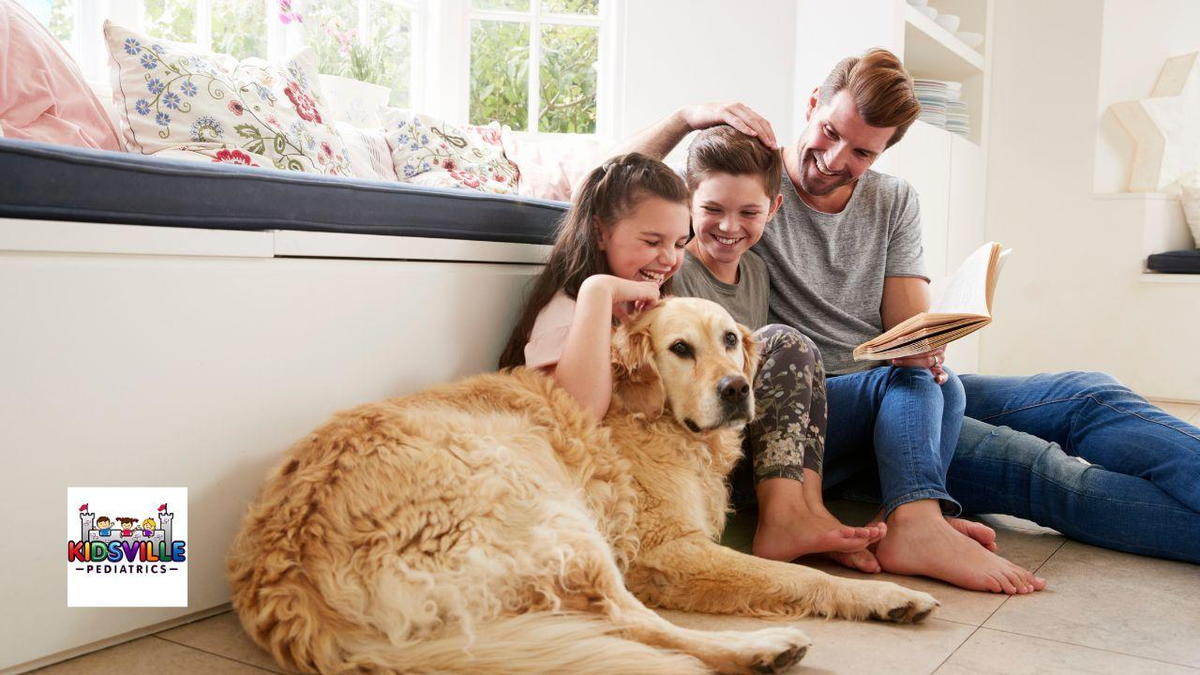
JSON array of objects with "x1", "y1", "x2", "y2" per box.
[{"x1": 614, "y1": 103, "x2": 778, "y2": 160}]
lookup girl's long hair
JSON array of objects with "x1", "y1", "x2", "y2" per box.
[{"x1": 497, "y1": 152, "x2": 689, "y2": 369}]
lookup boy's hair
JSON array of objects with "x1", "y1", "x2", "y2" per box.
[
  {"x1": 97, "y1": 516, "x2": 111, "y2": 525},
  {"x1": 685, "y1": 125, "x2": 782, "y2": 198},
  {"x1": 817, "y1": 48, "x2": 920, "y2": 148},
  {"x1": 497, "y1": 153, "x2": 690, "y2": 369}
]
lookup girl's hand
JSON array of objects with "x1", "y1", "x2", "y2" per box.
[{"x1": 581, "y1": 275, "x2": 661, "y2": 323}]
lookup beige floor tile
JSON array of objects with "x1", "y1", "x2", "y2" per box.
[
  {"x1": 30, "y1": 635, "x2": 268, "y2": 674},
  {"x1": 937, "y1": 627, "x2": 1198, "y2": 674},
  {"x1": 984, "y1": 540, "x2": 1200, "y2": 667},
  {"x1": 659, "y1": 609, "x2": 975, "y2": 674},
  {"x1": 156, "y1": 611, "x2": 283, "y2": 673}
]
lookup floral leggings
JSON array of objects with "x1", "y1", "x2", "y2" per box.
[{"x1": 743, "y1": 324, "x2": 828, "y2": 484}]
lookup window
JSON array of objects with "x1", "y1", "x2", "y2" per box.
[
  {"x1": 17, "y1": 0, "x2": 614, "y2": 136},
  {"x1": 468, "y1": 0, "x2": 600, "y2": 133}
]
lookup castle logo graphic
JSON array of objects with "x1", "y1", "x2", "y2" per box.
[{"x1": 67, "y1": 487, "x2": 188, "y2": 607}]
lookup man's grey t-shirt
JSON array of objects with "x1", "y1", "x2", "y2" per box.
[
  {"x1": 672, "y1": 249, "x2": 769, "y2": 330},
  {"x1": 754, "y1": 167, "x2": 928, "y2": 375}
]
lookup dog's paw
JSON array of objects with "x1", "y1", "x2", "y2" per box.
[
  {"x1": 736, "y1": 626, "x2": 812, "y2": 674},
  {"x1": 864, "y1": 583, "x2": 939, "y2": 624}
]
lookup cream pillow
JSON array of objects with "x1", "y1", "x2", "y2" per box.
[
  {"x1": 381, "y1": 109, "x2": 518, "y2": 194},
  {"x1": 335, "y1": 121, "x2": 397, "y2": 182},
  {"x1": 104, "y1": 21, "x2": 351, "y2": 176}
]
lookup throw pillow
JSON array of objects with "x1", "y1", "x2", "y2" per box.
[
  {"x1": 335, "y1": 121, "x2": 397, "y2": 182},
  {"x1": 104, "y1": 21, "x2": 351, "y2": 176},
  {"x1": 381, "y1": 109, "x2": 518, "y2": 194},
  {"x1": 0, "y1": 0, "x2": 121, "y2": 150}
]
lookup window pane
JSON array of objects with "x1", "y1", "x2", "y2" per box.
[
  {"x1": 370, "y1": 0, "x2": 412, "y2": 106},
  {"x1": 49, "y1": 0, "x2": 74, "y2": 42},
  {"x1": 210, "y1": 0, "x2": 265, "y2": 58},
  {"x1": 539, "y1": 23, "x2": 596, "y2": 133},
  {"x1": 143, "y1": 0, "x2": 197, "y2": 43},
  {"x1": 542, "y1": 0, "x2": 598, "y2": 15},
  {"x1": 302, "y1": 0, "x2": 359, "y2": 79},
  {"x1": 471, "y1": 0, "x2": 530, "y2": 11},
  {"x1": 470, "y1": 20, "x2": 529, "y2": 130}
]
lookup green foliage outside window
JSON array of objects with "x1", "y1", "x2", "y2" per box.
[
  {"x1": 211, "y1": 0, "x2": 266, "y2": 59},
  {"x1": 470, "y1": 20, "x2": 530, "y2": 130},
  {"x1": 304, "y1": 0, "x2": 412, "y2": 107},
  {"x1": 49, "y1": 0, "x2": 73, "y2": 41},
  {"x1": 539, "y1": 24, "x2": 597, "y2": 133},
  {"x1": 143, "y1": 0, "x2": 196, "y2": 43}
]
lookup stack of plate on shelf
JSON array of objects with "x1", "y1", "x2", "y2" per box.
[
  {"x1": 913, "y1": 78, "x2": 970, "y2": 138},
  {"x1": 913, "y1": 79, "x2": 948, "y2": 128}
]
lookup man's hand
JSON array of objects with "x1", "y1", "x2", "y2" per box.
[
  {"x1": 679, "y1": 102, "x2": 777, "y2": 149},
  {"x1": 890, "y1": 346, "x2": 948, "y2": 385}
]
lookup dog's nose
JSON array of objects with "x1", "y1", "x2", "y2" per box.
[{"x1": 717, "y1": 375, "x2": 750, "y2": 404}]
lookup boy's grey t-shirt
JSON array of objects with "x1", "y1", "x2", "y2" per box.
[
  {"x1": 671, "y1": 249, "x2": 769, "y2": 330},
  {"x1": 754, "y1": 168, "x2": 928, "y2": 375}
]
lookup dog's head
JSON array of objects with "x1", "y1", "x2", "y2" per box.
[{"x1": 611, "y1": 297, "x2": 758, "y2": 433}]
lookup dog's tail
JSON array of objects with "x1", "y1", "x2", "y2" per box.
[{"x1": 332, "y1": 612, "x2": 708, "y2": 674}]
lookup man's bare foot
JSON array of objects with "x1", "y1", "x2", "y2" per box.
[
  {"x1": 752, "y1": 474, "x2": 883, "y2": 561},
  {"x1": 875, "y1": 501, "x2": 1046, "y2": 594}
]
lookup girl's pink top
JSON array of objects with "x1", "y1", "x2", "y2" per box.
[{"x1": 524, "y1": 290, "x2": 577, "y2": 370}]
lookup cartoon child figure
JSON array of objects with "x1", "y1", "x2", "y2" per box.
[
  {"x1": 118, "y1": 517, "x2": 135, "y2": 537},
  {"x1": 96, "y1": 516, "x2": 113, "y2": 537},
  {"x1": 141, "y1": 518, "x2": 156, "y2": 537}
]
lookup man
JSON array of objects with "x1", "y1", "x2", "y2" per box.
[{"x1": 622, "y1": 48, "x2": 1200, "y2": 590}]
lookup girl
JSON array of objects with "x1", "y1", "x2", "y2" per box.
[{"x1": 497, "y1": 153, "x2": 691, "y2": 421}]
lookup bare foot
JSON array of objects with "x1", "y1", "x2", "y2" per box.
[
  {"x1": 948, "y1": 517, "x2": 998, "y2": 552},
  {"x1": 875, "y1": 501, "x2": 1047, "y2": 594},
  {"x1": 828, "y1": 546, "x2": 883, "y2": 573},
  {"x1": 752, "y1": 475, "x2": 883, "y2": 562}
]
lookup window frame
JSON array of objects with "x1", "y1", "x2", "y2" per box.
[{"x1": 35, "y1": 0, "x2": 619, "y2": 139}]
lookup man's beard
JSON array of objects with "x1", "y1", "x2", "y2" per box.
[{"x1": 796, "y1": 144, "x2": 857, "y2": 197}]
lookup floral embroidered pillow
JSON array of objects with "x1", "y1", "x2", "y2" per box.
[
  {"x1": 381, "y1": 109, "x2": 518, "y2": 194},
  {"x1": 104, "y1": 21, "x2": 351, "y2": 176}
]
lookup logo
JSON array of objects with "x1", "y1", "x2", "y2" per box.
[{"x1": 67, "y1": 487, "x2": 188, "y2": 607}]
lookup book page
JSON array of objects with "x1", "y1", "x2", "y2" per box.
[{"x1": 931, "y1": 242, "x2": 997, "y2": 315}]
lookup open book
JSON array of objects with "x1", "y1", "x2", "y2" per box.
[{"x1": 852, "y1": 242, "x2": 1010, "y2": 362}]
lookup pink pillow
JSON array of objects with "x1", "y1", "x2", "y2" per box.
[{"x1": 0, "y1": 0, "x2": 121, "y2": 150}]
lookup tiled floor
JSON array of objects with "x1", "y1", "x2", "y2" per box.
[{"x1": 30, "y1": 401, "x2": 1200, "y2": 674}]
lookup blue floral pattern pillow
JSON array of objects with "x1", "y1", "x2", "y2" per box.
[
  {"x1": 104, "y1": 21, "x2": 351, "y2": 176},
  {"x1": 381, "y1": 110, "x2": 518, "y2": 194}
]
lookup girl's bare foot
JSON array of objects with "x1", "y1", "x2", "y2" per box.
[
  {"x1": 875, "y1": 500, "x2": 1046, "y2": 594},
  {"x1": 751, "y1": 475, "x2": 883, "y2": 561}
]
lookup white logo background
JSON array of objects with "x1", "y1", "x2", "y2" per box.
[{"x1": 66, "y1": 487, "x2": 188, "y2": 607}]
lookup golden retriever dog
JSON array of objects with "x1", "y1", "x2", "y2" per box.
[{"x1": 228, "y1": 297, "x2": 938, "y2": 674}]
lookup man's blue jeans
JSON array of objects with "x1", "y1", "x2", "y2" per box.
[
  {"x1": 947, "y1": 372, "x2": 1200, "y2": 564},
  {"x1": 824, "y1": 365, "x2": 965, "y2": 517}
]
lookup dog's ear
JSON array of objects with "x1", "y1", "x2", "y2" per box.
[
  {"x1": 738, "y1": 323, "x2": 759, "y2": 383},
  {"x1": 610, "y1": 321, "x2": 665, "y2": 420}
]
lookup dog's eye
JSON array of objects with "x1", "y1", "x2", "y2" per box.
[
  {"x1": 669, "y1": 341, "x2": 693, "y2": 359},
  {"x1": 724, "y1": 332, "x2": 739, "y2": 349}
]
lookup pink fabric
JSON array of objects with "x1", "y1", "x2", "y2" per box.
[
  {"x1": 0, "y1": 0, "x2": 120, "y2": 150},
  {"x1": 524, "y1": 290, "x2": 577, "y2": 370},
  {"x1": 500, "y1": 129, "x2": 610, "y2": 202}
]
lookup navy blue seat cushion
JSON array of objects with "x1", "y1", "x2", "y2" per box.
[
  {"x1": 0, "y1": 138, "x2": 567, "y2": 245},
  {"x1": 1147, "y1": 249, "x2": 1200, "y2": 274}
]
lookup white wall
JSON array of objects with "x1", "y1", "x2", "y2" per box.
[
  {"x1": 1093, "y1": 0, "x2": 1200, "y2": 193},
  {"x1": 981, "y1": 0, "x2": 1200, "y2": 401},
  {"x1": 613, "y1": 1, "x2": 798, "y2": 150}
]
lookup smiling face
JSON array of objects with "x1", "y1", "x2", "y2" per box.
[
  {"x1": 795, "y1": 89, "x2": 894, "y2": 198},
  {"x1": 598, "y1": 194, "x2": 691, "y2": 286},
  {"x1": 690, "y1": 172, "x2": 782, "y2": 272}
]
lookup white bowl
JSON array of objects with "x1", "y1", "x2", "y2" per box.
[
  {"x1": 935, "y1": 13, "x2": 961, "y2": 33},
  {"x1": 906, "y1": 0, "x2": 928, "y2": 6},
  {"x1": 957, "y1": 30, "x2": 984, "y2": 49},
  {"x1": 916, "y1": 5, "x2": 937, "y2": 20}
]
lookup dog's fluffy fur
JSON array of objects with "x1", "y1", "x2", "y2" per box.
[{"x1": 228, "y1": 298, "x2": 937, "y2": 673}]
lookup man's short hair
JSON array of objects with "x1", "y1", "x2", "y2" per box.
[
  {"x1": 685, "y1": 125, "x2": 783, "y2": 198},
  {"x1": 818, "y1": 48, "x2": 921, "y2": 148}
]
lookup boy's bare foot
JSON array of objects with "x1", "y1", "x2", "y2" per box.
[
  {"x1": 752, "y1": 475, "x2": 883, "y2": 562},
  {"x1": 875, "y1": 500, "x2": 1046, "y2": 594},
  {"x1": 948, "y1": 517, "x2": 998, "y2": 551}
]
